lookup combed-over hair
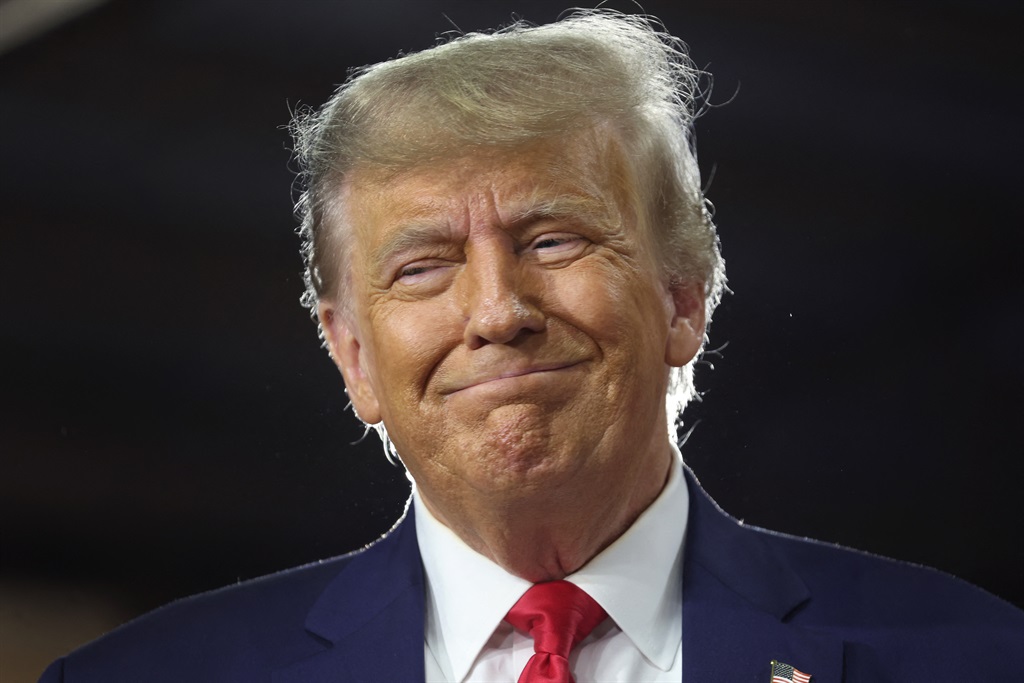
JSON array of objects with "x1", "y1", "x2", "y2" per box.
[{"x1": 291, "y1": 9, "x2": 726, "y2": 430}]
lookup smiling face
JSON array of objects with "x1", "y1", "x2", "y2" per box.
[{"x1": 319, "y1": 133, "x2": 706, "y2": 539}]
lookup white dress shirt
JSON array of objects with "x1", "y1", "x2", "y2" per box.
[{"x1": 415, "y1": 447, "x2": 689, "y2": 682}]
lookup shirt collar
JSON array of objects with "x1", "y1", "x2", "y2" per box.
[
  {"x1": 415, "y1": 491, "x2": 532, "y2": 680},
  {"x1": 569, "y1": 447, "x2": 687, "y2": 670},
  {"x1": 414, "y1": 444, "x2": 688, "y2": 680}
]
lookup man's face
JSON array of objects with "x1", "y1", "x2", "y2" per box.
[{"x1": 320, "y1": 135, "x2": 705, "y2": 523}]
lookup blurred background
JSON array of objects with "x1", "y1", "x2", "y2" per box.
[{"x1": 1, "y1": 0, "x2": 1021, "y2": 679}]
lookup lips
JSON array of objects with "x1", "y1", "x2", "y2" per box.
[{"x1": 440, "y1": 360, "x2": 584, "y2": 395}]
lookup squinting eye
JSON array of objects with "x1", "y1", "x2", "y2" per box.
[
  {"x1": 400, "y1": 265, "x2": 434, "y2": 278},
  {"x1": 395, "y1": 260, "x2": 452, "y2": 287},
  {"x1": 531, "y1": 234, "x2": 581, "y2": 251}
]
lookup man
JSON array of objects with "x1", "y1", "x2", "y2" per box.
[{"x1": 40, "y1": 10, "x2": 1023, "y2": 682}]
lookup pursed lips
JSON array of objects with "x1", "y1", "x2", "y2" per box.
[{"x1": 442, "y1": 361, "x2": 584, "y2": 395}]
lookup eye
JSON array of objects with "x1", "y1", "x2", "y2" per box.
[
  {"x1": 530, "y1": 233, "x2": 583, "y2": 251},
  {"x1": 400, "y1": 264, "x2": 434, "y2": 278},
  {"x1": 394, "y1": 259, "x2": 452, "y2": 287},
  {"x1": 527, "y1": 233, "x2": 588, "y2": 263}
]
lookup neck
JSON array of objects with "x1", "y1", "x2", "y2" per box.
[{"x1": 417, "y1": 443, "x2": 673, "y2": 582}]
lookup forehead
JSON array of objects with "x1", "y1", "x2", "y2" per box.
[{"x1": 341, "y1": 135, "x2": 636, "y2": 253}]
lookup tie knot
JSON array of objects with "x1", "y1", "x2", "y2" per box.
[{"x1": 506, "y1": 581, "x2": 608, "y2": 659}]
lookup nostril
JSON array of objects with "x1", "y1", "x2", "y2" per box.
[{"x1": 464, "y1": 294, "x2": 545, "y2": 347}]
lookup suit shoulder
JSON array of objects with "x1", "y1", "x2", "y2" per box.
[
  {"x1": 47, "y1": 549, "x2": 363, "y2": 683},
  {"x1": 687, "y1": 471, "x2": 1022, "y2": 631},
  {"x1": 745, "y1": 522, "x2": 1024, "y2": 664}
]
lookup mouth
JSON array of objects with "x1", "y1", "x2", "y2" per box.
[{"x1": 444, "y1": 361, "x2": 584, "y2": 395}]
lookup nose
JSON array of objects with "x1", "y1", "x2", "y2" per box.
[{"x1": 460, "y1": 244, "x2": 545, "y2": 349}]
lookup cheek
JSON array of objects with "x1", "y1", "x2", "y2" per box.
[
  {"x1": 547, "y1": 260, "x2": 668, "y2": 348},
  {"x1": 368, "y1": 302, "x2": 458, "y2": 403}
]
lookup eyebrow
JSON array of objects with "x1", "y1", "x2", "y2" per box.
[
  {"x1": 369, "y1": 220, "x2": 454, "y2": 276},
  {"x1": 504, "y1": 193, "x2": 614, "y2": 230},
  {"x1": 368, "y1": 192, "x2": 615, "y2": 275}
]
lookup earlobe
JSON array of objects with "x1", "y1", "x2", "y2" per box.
[
  {"x1": 665, "y1": 280, "x2": 707, "y2": 367},
  {"x1": 318, "y1": 303, "x2": 382, "y2": 424}
]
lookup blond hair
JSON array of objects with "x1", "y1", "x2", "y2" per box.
[{"x1": 291, "y1": 9, "x2": 725, "y2": 426}]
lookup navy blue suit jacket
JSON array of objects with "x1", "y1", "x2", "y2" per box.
[{"x1": 40, "y1": 470, "x2": 1024, "y2": 682}]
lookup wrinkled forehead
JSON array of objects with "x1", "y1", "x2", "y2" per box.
[{"x1": 338, "y1": 131, "x2": 642, "y2": 255}]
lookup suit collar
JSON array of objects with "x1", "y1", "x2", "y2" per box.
[
  {"x1": 273, "y1": 469, "x2": 850, "y2": 682},
  {"x1": 682, "y1": 467, "x2": 845, "y2": 682},
  {"x1": 683, "y1": 467, "x2": 810, "y2": 619},
  {"x1": 272, "y1": 509, "x2": 426, "y2": 683}
]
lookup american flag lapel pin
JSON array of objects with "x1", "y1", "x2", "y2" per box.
[{"x1": 770, "y1": 659, "x2": 812, "y2": 683}]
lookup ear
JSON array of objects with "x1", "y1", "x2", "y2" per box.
[
  {"x1": 318, "y1": 302, "x2": 382, "y2": 424},
  {"x1": 665, "y1": 280, "x2": 707, "y2": 367}
]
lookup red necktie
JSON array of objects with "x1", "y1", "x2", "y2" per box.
[{"x1": 505, "y1": 581, "x2": 608, "y2": 683}]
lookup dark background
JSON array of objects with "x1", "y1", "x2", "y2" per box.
[{"x1": 2, "y1": 0, "x2": 1021, "y2": 626}]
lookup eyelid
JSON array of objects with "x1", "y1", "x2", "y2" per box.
[
  {"x1": 530, "y1": 230, "x2": 575, "y2": 243},
  {"x1": 399, "y1": 264, "x2": 433, "y2": 277},
  {"x1": 394, "y1": 257, "x2": 453, "y2": 287},
  {"x1": 398, "y1": 259, "x2": 437, "y2": 277},
  {"x1": 528, "y1": 232, "x2": 586, "y2": 250}
]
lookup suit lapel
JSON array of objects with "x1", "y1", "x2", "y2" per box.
[
  {"x1": 682, "y1": 468, "x2": 845, "y2": 682},
  {"x1": 272, "y1": 510, "x2": 426, "y2": 683},
  {"x1": 273, "y1": 469, "x2": 852, "y2": 682}
]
